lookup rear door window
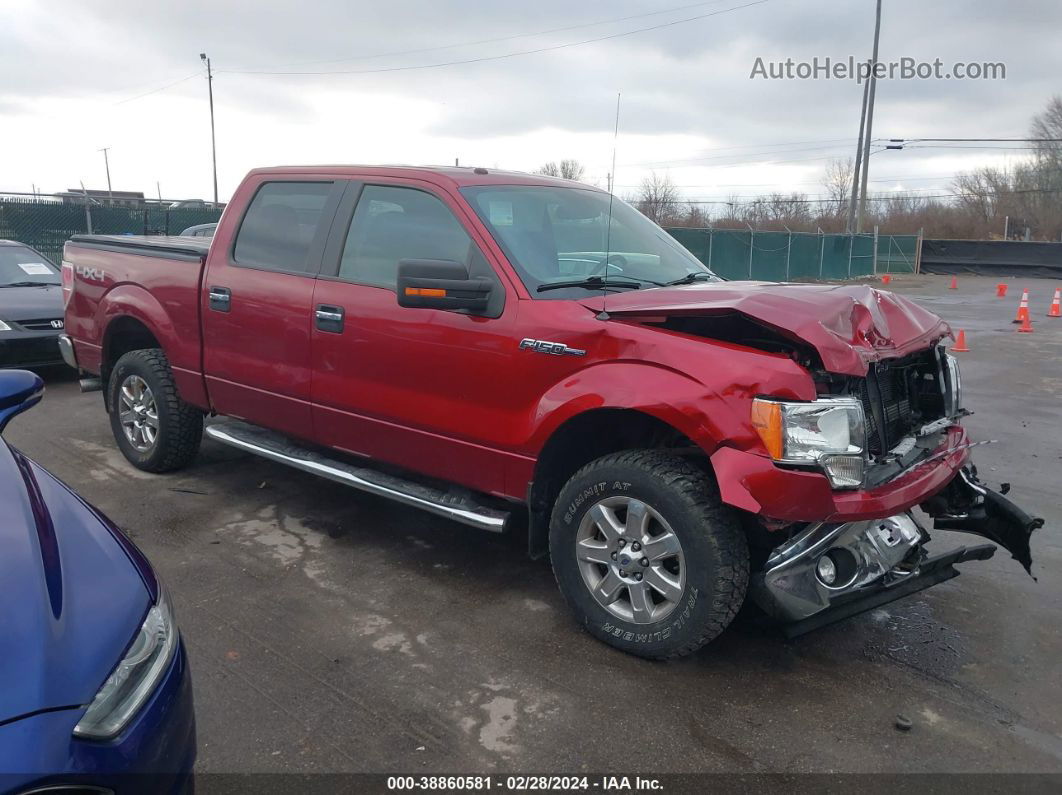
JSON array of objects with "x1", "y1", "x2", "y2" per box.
[{"x1": 233, "y1": 182, "x2": 335, "y2": 272}]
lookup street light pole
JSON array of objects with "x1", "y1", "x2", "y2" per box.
[
  {"x1": 99, "y1": 147, "x2": 112, "y2": 204},
  {"x1": 856, "y1": 0, "x2": 883, "y2": 234},
  {"x1": 200, "y1": 53, "x2": 218, "y2": 206},
  {"x1": 846, "y1": 78, "x2": 870, "y2": 233}
]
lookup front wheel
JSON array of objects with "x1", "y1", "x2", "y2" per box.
[
  {"x1": 549, "y1": 450, "x2": 749, "y2": 659},
  {"x1": 108, "y1": 348, "x2": 203, "y2": 472}
]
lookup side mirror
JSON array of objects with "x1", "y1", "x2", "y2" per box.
[
  {"x1": 0, "y1": 370, "x2": 44, "y2": 433},
  {"x1": 397, "y1": 259, "x2": 491, "y2": 313}
]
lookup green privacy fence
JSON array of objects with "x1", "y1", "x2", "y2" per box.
[
  {"x1": 2, "y1": 195, "x2": 921, "y2": 281},
  {"x1": 0, "y1": 197, "x2": 224, "y2": 265},
  {"x1": 665, "y1": 227, "x2": 921, "y2": 281}
]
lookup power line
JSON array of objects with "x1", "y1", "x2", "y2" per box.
[
  {"x1": 677, "y1": 185, "x2": 960, "y2": 200},
  {"x1": 622, "y1": 140, "x2": 866, "y2": 167},
  {"x1": 113, "y1": 71, "x2": 204, "y2": 105},
  {"x1": 678, "y1": 187, "x2": 1062, "y2": 205},
  {"x1": 220, "y1": 0, "x2": 771, "y2": 76},
  {"x1": 620, "y1": 139, "x2": 1042, "y2": 172},
  {"x1": 892, "y1": 137, "x2": 1062, "y2": 143},
  {"x1": 614, "y1": 174, "x2": 963, "y2": 188},
  {"x1": 904, "y1": 145, "x2": 1040, "y2": 151},
  {"x1": 230, "y1": 0, "x2": 742, "y2": 71}
]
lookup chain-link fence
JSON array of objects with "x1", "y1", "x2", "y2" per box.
[
  {"x1": 0, "y1": 195, "x2": 224, "y2": 264},
  {"x1": 665, "y1": 227, "x2": 921, "y2": 281},
  {"x1": 2, "y1": 193, "x2": 922, "y2": 281}
]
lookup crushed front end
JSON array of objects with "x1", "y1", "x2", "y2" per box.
[{"x1": 718, "y1": 343, "x2": 1043, "y2": 634}]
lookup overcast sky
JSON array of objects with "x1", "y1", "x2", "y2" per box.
[{"x1": 2, "y1": 0, "x2": 1059, "y2": 208}]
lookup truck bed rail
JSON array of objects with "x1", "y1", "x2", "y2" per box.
[{"x1": 67, "y1": 235, "x2": 209, "y2": 263}]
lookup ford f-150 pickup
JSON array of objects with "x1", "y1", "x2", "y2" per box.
[{"x1": 59, "y1": 165, "x2": 1042, "y2": 658}]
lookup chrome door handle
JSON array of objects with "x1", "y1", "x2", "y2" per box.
[
  {"x1": 314, "y1": 304, "x2": 344, "y2": 332},
  {"x1": 208, "y1": 287, "x2": 231, "y2": 312}
]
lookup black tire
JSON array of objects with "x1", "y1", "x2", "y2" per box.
[
  {"x1": 549, "y1": 450, "x2": 749, "y2": 659},
  {"x1": 108, "y1": 348, "x2": 203, "y2": 473}
]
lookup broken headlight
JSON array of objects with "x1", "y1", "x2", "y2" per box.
[
  {"x1": 751, "y1": 397, "x2": 867, "y2": 488},
  {"x1": 941, "y1": 352, "x2": 962, "y2": 418}
]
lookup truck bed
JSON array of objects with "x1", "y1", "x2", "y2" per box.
[
  {"x1": 67, "y1": 234, "x2": 209, "y2": 262},
  {"x1": 64, "y1": 234, "x2": 210, "y2": 409}
]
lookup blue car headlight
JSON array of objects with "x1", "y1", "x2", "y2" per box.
[{"x1": 73, "y1": 590, "x2": 178, "y2": 739}]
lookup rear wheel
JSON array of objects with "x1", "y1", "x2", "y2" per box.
[
  {"x1": 108, "y1": 348, "x2": 203, "y2": 472},
  {"x1": 549, "y1": 450, "x2": 749, "y2": 659}
]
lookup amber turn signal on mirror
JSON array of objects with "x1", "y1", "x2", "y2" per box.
[{"x1": 404, "y1": 287, "x2": 447, "y2": 297}]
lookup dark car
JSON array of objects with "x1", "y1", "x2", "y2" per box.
[
  {"x1": 0, "y1": 370, "x2": 196, "y2": 792},
  {"x1": 178, "y1": 222, "x2": 216, "y2": 238},
  {"x1": 0, "y1": 240, "x2": 66, "y2": 368}
]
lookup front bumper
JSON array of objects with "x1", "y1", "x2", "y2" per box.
[
  {"x1": 712, "y1": 425, "x2": 974, "y2": 523},
  {"x1": 0, "y1": 330, "x2": 65, "y2": 369},
  {"x1": 750, "y1": 467, "x2": 1043, "y2": 634}
]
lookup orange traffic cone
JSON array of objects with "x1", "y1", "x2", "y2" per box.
[
  {"x1": 997, "y1": 283, "x2": 1008, "y2": 298},
  {"x1": 949, "y1": 276, "x2": 958, "y2": 289},
  {"x1": 881, "y1": 274, "x2": 891, "y2": 285},
  {"x1": 1013, "y1": 289, "x2": 1030, "y2": 324},
  {"x1": 951, "y1": 329, "x2": 970, "y2": 352},
  {"x1": 1048, "y1": 288, "x2": 1061, "y2": 318},
  {"x1": 1018, "y1": 313, "x2": 1034, "y2": 333}
]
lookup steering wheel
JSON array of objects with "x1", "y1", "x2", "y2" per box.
[{"x1": 588, "y1": 253, "x2": 628, "y2": 277}]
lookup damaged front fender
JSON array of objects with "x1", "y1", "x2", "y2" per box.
[{"x1": 921, "y1": 467, "x2": 1043, "y2": 577}]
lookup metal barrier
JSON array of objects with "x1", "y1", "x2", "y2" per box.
[
  {"x1": 665, "y1": 227, "x2": 921, "y2": 281},
  {"x1": 1, "y1": 193, "x2": 922, "y2": 282},
  {"x1": 0, "y1": 196, "x2": 224, "y2": 264}
]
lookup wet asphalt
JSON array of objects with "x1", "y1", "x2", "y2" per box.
[{"x1": 5, "y1": 274, "x2": 1061, "y2": 775}]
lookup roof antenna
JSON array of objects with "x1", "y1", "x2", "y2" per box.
[{"x1": 597, "y1": 92, "x2": 621, "y2": 322}]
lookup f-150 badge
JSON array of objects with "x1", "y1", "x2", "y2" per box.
[{"x1": 519, "y1": 338, "x2": 586, "y2": 357}]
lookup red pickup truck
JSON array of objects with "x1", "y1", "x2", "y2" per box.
[{"x1": 59, "y1": 165, "x2": 1041, "y2": 658}]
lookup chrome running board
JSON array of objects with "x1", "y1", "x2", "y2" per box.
[{"x1": 204, "y1": 420, "x2": 509, "y2": 533}]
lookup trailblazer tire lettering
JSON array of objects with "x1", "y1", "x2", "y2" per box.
[{"x1": 599, "y1": 588, "x2": 699, "y2": 643}]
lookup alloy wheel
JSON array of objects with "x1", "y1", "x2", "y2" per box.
[
  {"x1": 575, "y1": 496, "x2": 686, "y2": 624},
  {"x1": 118, "y1": 374, "x2": 159, "y2": 452}
]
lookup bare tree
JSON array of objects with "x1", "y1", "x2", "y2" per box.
[
  {"x1": 823, "y1": 158, "x2": 855, "y2": 218},
  {"x1": 636, "y1": 171, "x2": 680, "y2": 224},
  {"x1": 1030, "y1": 94, "x2": 1062, "y2": 165},
  {"x1": 534, "y1": 159, "x2": 586, "y2": 181},
  {"x1": 683, "y1": 202, "x2": 711, "y2": 227}
]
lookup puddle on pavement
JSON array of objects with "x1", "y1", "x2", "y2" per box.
[{"x1": 860, "y1": 599, "x2": 968, "y2": 680}]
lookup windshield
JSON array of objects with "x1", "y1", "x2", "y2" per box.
[
  {"x1": 0, "y1": 246, "x2": 59, "y2": 286},
  {"x1": 461, "y1": 185, "x2": 717, "y2": 298}
]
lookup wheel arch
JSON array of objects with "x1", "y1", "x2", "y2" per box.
[
  {"x1": 527, "y1": 407, "x2": 712, "y2": 559},
  {"x1": 96, "y1": 284, "x2": 208, "y2": 411},
  {"x1": 101, "y1": 315, "x2": 162, "y2": 389}
]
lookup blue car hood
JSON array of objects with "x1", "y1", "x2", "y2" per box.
[{"x1": 0, "y1": 443, "x2": 155, "y2": 724}]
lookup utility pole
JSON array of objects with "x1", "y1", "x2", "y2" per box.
[
  {"x1": 99, "y1": 147, "x2": 113, "y2": 204},
  {"x1": 846, "y1": 77, "x2": 870, "y2": 233},
  {"x1": 200, "y1": 53, "x2": 218, "y2": 206},
  {"x1": 856, "y1": 0, "x2": 883, "y2": 234}
]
